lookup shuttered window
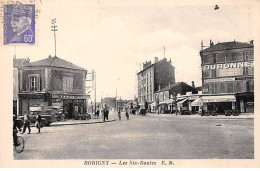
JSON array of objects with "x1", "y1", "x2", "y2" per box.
[
  {"x1": 29, "y1": 75, "x2": 40, "y2": 91},
  {"x1": 63, "y1": 77, "x2": 73, "y2": 92}
]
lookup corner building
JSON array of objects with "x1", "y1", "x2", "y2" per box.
[
  {"x1": 18, "y1": 56, "x2": 88, "y2": 118},
  {"x1": 200, "y1": 41, "x2": 254, "y2": 113}
]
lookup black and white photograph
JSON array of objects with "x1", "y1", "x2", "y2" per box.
[{"x1": 0, "y1": 0, "x2": 259, "y2": 168}]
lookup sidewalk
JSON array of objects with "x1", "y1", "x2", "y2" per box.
[
  {"x1": 145, "y1": 113, "x2": 254, "y2": 119},
  {"x1": 31, "y1": 118, "x2": 116, "y2": 127}
]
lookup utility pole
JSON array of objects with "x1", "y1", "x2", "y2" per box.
[
  {"x1": 164, "y1": 46, "x2": 165, "y2": 58},
  {"x1": 94, "y1": 70, "x2": 96, "y2": 113},
  {"x1": 116, "y1": 88, "x2": 117, "y2": 111},
  {"x1": 85, "y1": 69, "x2": 95, "y2": 114},
  {"x1": 51, "y1": 18, "x2": 57, "y2": 57}
]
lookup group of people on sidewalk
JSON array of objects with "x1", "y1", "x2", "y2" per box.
[{"x1": 94, "y1": 104, "x2": 110, "y2": 122}]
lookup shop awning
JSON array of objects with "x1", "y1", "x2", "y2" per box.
[
  {"x1": 177, "y1": 98, "x2": 188, "y2": 106},
  {"x1": 150, "y1": 102, "x2": 156, "y2": 107},
  {"x1": 188, "y1": 96, "x2": 199, "y2": 101},
  {"x1": 202, "y1": 95, "x2": 236, "y2": 103},
  {"x1": 159, "y1": 99, "x2": 174, "y2": 104},
  {"x1": 191, "y1": 97, "x2": 203, "y2": 106}
]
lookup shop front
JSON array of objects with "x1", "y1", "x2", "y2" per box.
[
  {"x1": 52, "y1": 94, "x2": 87, "y2": 119},
  {"x1": 235, "y1": 92, "x2": 254, "y2": 113},
  {"x1": 201, "y1": 95, "x2": 236, "y2": 114}
]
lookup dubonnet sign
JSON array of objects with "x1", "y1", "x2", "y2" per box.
[{"x1": 203, "y1": 61, "x2": 254, "y2": 70}]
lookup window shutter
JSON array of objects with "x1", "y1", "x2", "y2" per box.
[
  {"x1": 37, "y1": 76, "x2": 40, "y2": 91},
  {"x1": 27, "y1": 76, "x2": 30, "y2": 91}
]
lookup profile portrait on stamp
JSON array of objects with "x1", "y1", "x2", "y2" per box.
[{"x1": 4, "y1": 4, "x2": 35, "y2": 44}]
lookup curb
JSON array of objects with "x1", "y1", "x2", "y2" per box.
[
  {"x1": 30, "y1": 119, "x2": 116, "y2": 127},
  {"x1": 145, "y1": 113, "x2": 254, "y2": 119},
  {"x1": 50, "y1": 119, "x2": 116, "y2": 127}
]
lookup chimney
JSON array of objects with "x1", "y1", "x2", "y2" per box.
[
  {"x1": 201, "y1": 40, "x2": 203, "y2": 51},
  {"x1": 48, "y1": 54, "x2": 52, "y2": 58},
  {"x1": 250, "y1": 40, "x2": 254, "y2": 44},
  {"x1": 155, "y1": 57, "x2": 158, "y2": 63},
  {"x1": 169, "y1": 82, "x2": 171, "y2": 89},
  {"x1": 159, "y1": 85, "x2": 161, "y2": 91},
  {"x1": 192, "y1": 81, "x2": 195, "y2": 88},
  {"x1": 210, "y1": 39, "x2": 214, "y2": 46}
]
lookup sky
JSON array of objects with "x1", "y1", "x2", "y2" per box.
[{"x1": 1, "y1": 0, "x2": 257, "y2": 102}]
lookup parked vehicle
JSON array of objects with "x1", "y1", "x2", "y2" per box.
[{"x1": 18, "y1": 106, "x2": 58, "y2": 126}]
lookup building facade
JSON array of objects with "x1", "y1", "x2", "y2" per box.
[
  {"x1": 137, "y1": 57, "x2": 175, "y2": 108},
  {"x1": 200, "y1": 40, "x2": 254, "y2": 113},
  {"x1": 18, "y1": 56, "x2": 88, "y2": 118},
  {"x1": 13, "y1": 57, "x2": 30, "y2": 116}
]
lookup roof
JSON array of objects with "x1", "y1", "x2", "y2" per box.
[
  {"x1": 155, "y1": 82, "x2": 183, "y2": 93},
  {"x1": 23, "y1": 56, "x2": 86, "y2": 71},
  {"x1": 201, "y1": 41, "x2": 253, "y2": 53},
  {"x1": 13, "y1": 58, "x2": 29, "y2": 68},
  {"x1": 137, "y1": 58, "x2": 169, "y2": 74}
]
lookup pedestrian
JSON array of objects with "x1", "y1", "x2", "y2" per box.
[
  {"x1": 103, "y1": 105, "x2": 109, "y2": 122},
  {"x1": 13, "y1": 115, "x2": 22, "y2": 146},
  {"x1": 35, "y1": 113, "x2": 42, "y2": 133},
  {"x1": 126, "y1": 108, "x2": 129, "y2": 120},
  {"x1": 118, "y1": 109, "x2": 121, "y2": 121},
  {"x1": 22, "y1": 113, "x2": 31, "y2": 134},
  {"x1": 96, "y1": 109, "x2": 100, "y2": 119}
]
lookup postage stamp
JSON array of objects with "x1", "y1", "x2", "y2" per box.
[{"x1": 3, "y1": 4, "x2": 35, "y2": 45}]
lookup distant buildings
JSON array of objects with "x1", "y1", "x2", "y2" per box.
[
  {"x1": 200, "y1": 40, "x2": 254, "y2": 113},
  {"x1": 18, "y1": 56, "x2": 88, "y2": 118},
  {"x1": 101, "y1": 97, "x2": 116, "y2": 110},
  {"x1": 137, "y1": 57, "x2": 175, "y2": 109}
]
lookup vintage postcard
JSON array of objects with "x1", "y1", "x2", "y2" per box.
[{"x1": 0, "y1": 0, "x2": 260, "y2": 168}]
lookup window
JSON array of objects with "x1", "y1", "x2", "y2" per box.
[
  {"x1": 203, "y1": 54, "x2": 214, "y2": 64},
  {"x1": 226, "y1": 52, "x2": 233, "y2": 62},
  {"x1": 63, "y1": 77, "x2": 73, "y2": 92},
  {"x1": 203, "y1": 70, "x2": 212, "y2": 78},
  {"x1": 248, "y1": 67, "x2": 254, "y2": 75},
  {"x1": 249, "y1": 80, "x2": 254, "y2": 92},
  {"x1": 220, "y1": 83, "x2": 225, "y2": 93},
  {"x1": 246, "y1": 51, "x2": 254, "y2": 61},
  {"x1": 211, "y1": 83, "x2": 218, "y2": 94},
  {"x1": 227, "y1": 83, "x2": 234, "y2": 93},
  {"x1": 216, "y1": 53, "x2": 225, "y2": 63},
  {"x1": 233, "y1": 52, "x2": 243, "y2": 61},
  {"x1": 29, "y1": 75, "x2": 40, "y2": 91},
  {"x1": 236, "y1": 82, "x2": 241, "y2": 93}
]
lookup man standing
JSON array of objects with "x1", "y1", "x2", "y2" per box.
[
  {"x1": 103, "y1": 105, "x2": 109, "y2": 122},
  {"x1": 22, "y1": 113, "x2": 31, "y2": 134},
  {"x1": 35, "y1": 113, "x2": 42, "y2": 133}
]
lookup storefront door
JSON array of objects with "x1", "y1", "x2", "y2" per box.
[{"x1": 68, "y1": 103, "x2": 73, "y2": 118}]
